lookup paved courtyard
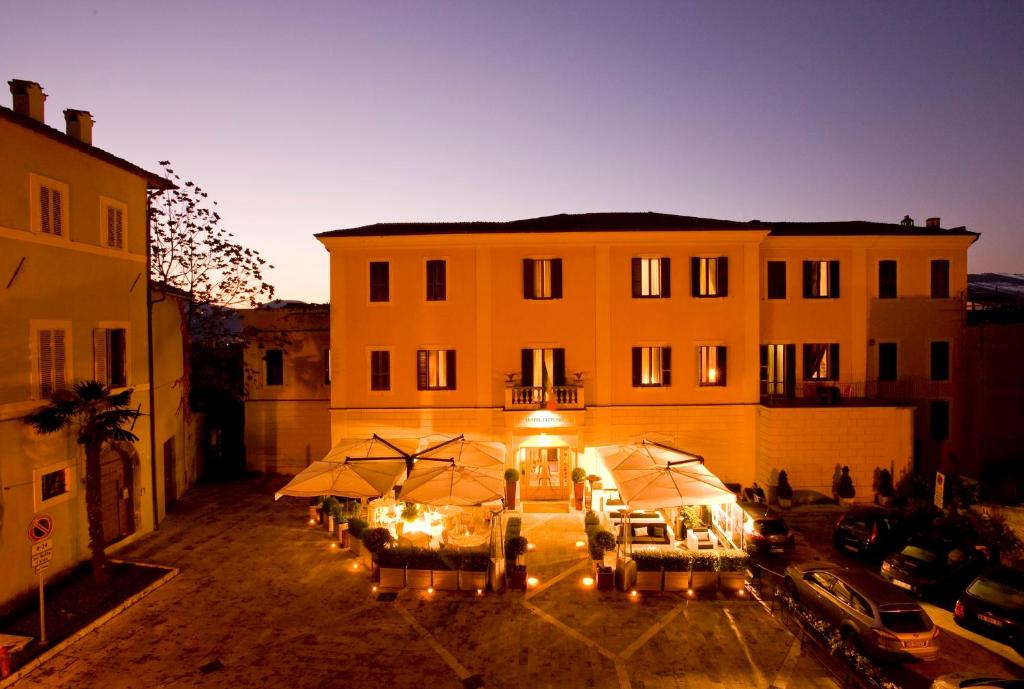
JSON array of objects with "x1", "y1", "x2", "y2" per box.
[{"x1": 10, "y1": 478, "x2": 835, "y2": 689}]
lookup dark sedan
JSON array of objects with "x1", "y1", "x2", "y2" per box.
[
  {"x1": 833, "y1": 506, "x2": 909, "y2": 560},
  {"x1": 955, "y1": 566, "x2": 1024, "y2": 652},
  {"x1": 739, "y1": 501, "x2": 795, "y2": 555},
  {"x1": 881, "y1": 541, "x2": 989, "y2": 599}
]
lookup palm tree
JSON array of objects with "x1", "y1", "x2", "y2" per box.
[{"x1": 25, "y1": 381, "x2": 140, "y2": 581}]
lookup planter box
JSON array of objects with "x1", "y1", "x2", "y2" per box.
[
  {"x1": 335, "y1": 522, "x2": 347, "y2": 542},
  {"x1": 663, "y1": 570, "x2": 691, "y2": 592},
  {"x1": 596, "y1": 566, "x2": 615, "y2": 592},
  {"x1": 433, "y1": 570, "x2": 459, "y2": 591},
  {"x1": 341, "y1": 527, "x2": 351, "y2": 549},
  {"x1": 690, "y1": 571, "x2": 718, "y2": 591},
  {"x1": 407, "y1": 569, "x2": 432, "y2": 589},
  {"x1": 635, "y1": 570, "x2": 663, "y2": 592},
  {"x1": 360, "y1": 547, "x2": 374, "y2": 570},
  {"x1": 508, "y1": 565, "x2": 528, "y2": 590},
  {"x1": 719, "y1": 571, "x2": 747, "y2": 593},
  {"x1": 327, "y1": 515, "x2": 335, "y2": 533},
  {"x1": 309, "y1": 506, "x2": 319, "y2": 522},
  {"x1": 460, "y1": 570, "x2": 487, "y2": 591},
  {"x1": 379, "y1": 567, "x2": 406, "y2": 589}
]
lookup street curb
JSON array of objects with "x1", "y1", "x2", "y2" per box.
[{"x1": 0, "y1": 560, "x2": 179, "y2": 688}]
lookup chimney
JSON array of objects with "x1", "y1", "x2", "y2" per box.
[
  {"x1": 926, "y1": 217, "x2": 941, "y2": 229},
  {"x1": 64, "y1": 109, "x2": 94, "y2": 145},
  {"x1": 9, "y1": 79, "x2": 46, "y2": 122}
]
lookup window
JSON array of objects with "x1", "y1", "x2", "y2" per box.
[
  {"x1": 369, "y1": 261, "x2": 390, "y2": 302},
  {"x1": 426, "y1": 259, "x2": 446, "y2": 301},
  {"x1": 878, "y1": 260, "x2": 897, "y2": 299},
  {"x1": 523, "y1": 258, "x2": 562, "y2": 299},
  {"x1": 698, "y1": 346, "x2": 727, "y2": 386},
  {"x1": 930, "y1": 341, "x2": 950, "y2": 381},
  {"x1": 521, "y1": 348, "x2": 566, "y2": 388},
  {"x1": 631, "y1": 346, "x2": 671, "y2": 387},
  {"x1": 767, "y1": 261, "x2": 786, "y2": 299},
  {"x1": 760, "y1": 344, "x2": 795, "y2": 397},
  {"x1": 94, "y1": 328, "x2": 127, "y2": 387},
  {"x1": 370, "y1": 350, "x2": 390, "y2": 391},
  {"x1": 34, "y1": 461, "x2": 73, "y2": 510},
  {"x1": 878, "y1": 342, "x2": 897, "y2": 381},
  {"x1": 417, "y1": 349, "x2": 456, "y2": 390},
  {"x1": 802, "y1": 260, "x2": 840, "y2": 299},
  {"x1": 103, "y1": 202, "x2": 125, "y2": 249},
  {"x1": 265, "y1": 349, "x2": 283, "y2": 386},
  {"x1": 323, "y1": 348, "x2": 331, "y2": 385},
  {"x1": 930, "y1": 400, "x2": 950, "y2": 441},
  {"x1": 691, "y1": 257, "x2": 728, "y2": 297},
  {"x1": 41, "y1": 467, "x2": 69, "y2": 502},
  {"x1": 931, "y1": 260, "x2": 950, "y2": 298},
  {"x1": 803, "y1": 343, "x2": 839, "y2": 381},
  {"x1": 632, "y1": 258, "x2": 670, "y2": 298},
  {"x1": 32, "y1": 176, "x2": 68, "y2": 237},
  {"x1": 37, "y1": 329, "x2": 67, "y2": 397}
]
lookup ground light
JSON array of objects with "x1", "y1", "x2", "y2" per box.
[
  {"x1": 527, "y1": 576, "x2": 539, "y2": 588},
  {"x1": 527, "y1": 543, "x2": 537, "y2": 551},
  {"x1": 581, "y1": 576, "x2": 594, "y2": 587},
  {"x1": 372, "y1": 586, "x2": 378, "y2": 593},
  {"x1": 427, "y1": 587, "x2": 434, "y2": 595},
  {"x1": 308, "y1": 519, "x2": 316, "y2": 525},
  {"x1": 687, "y1": 589, "x2": 694, "y2": 596},
  {"x1": 630, "y1": 589, "x2": 639, "y2": 600},
  {"x1": 330, "y1": 543, "x2": 338, "y2": 549},
  {"x1": 476, "y1": 589, "x2": 483, "y2": 596},
  {"x1": 575, "y1": 540, "x2": 585, "y2": 548}
]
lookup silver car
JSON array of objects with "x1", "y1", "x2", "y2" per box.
[{"x1": 784, "y1": 561, "x2": 940, "y2": 661}]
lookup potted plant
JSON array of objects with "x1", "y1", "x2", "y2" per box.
[
  {"x1": 718, "y1": 549, "x2": 749, "y2": 593},
  {"x1": 662, "y1": 551, "x2": 693, "y2": 592},
  {"x1": 590, "y1": 529, "x2": 616, "y2": 572},
  {"x1": 506, "y1": 535, "x2": 529, "y2": 590},
  {"x1": 571, "y1": 467, "x2": 587, "y2": 511},
  {"x1": 632, "y1": 552, "x2": 663, "y2": 591},
  {"x1": 406, "y1": 547, "x2": 434, "y2": 590},
  {"x1": 459, "y1": 549, "x2": 490, "y2": 591},
  {"x1": 689, "y1": 550, "x2": 719, "y2": 591},
  {"x1": 776, "y1": 470, "x2": 794, "y2": 509},
  {"x1": 504, "y1": 468, "x2": 520, "y2": 510},
  {"x1": 309, "y1": 497, "x2": 323, "y2": 523},
  {"x1": 837, "y1": 466, "x2": 856, "y2": 507},
  {"x1": 876, "y1": 468, "x2": 895, "y2": 507},
  {"x1": 361, "y1": 527, "x2": 393, "y2": 572},
  {"x1": 347, "y1": 517, "x2": 368, "y2": 553},
  {"x1": 678, "y1": 505, "x2": 703, "y2": 540},
  {"x1": 376, "y1": 545, "x2": 408, "y2": 589},
  {"x1": 323, "y1": 497, "x2": 339, "y2": 533}
]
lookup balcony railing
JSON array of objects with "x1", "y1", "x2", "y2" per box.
[
  {"x1": 760, "y1": 379, "x2": 954, "y2": 407},
  {"x1": 504, "y1": 385, "x2": 585, "y2": 410}
]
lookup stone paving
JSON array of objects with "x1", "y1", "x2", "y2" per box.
[{"x1": 9, "y1": 478, "x2": 837, "y2": 689}]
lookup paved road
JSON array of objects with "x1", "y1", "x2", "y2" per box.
[{"x1": 10, "y1": 477, "x2": 837, "y2": 689}]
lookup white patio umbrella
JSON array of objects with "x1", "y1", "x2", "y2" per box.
[
  {"x1": 596, "y1": 440, "x2": 736, "y2": 509},
  {"x1": 399, "y1": 462, "x2": 505, "y2": 506},
  {"x1": 415, "y1": 434, "x2": 506, "y2": 472},
  {"x1": 274, "y1": 435, "x2": 418, "y2": 500}
]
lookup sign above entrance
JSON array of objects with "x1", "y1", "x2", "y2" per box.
[{"x1": 518, "y1": 410, "x2": 577, "y2": 429}]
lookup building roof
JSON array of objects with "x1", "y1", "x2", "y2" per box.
[
  {"x1": 0, "y1": 105, "x2": 174, "y2": 190},
  {"x1": 317, "y1": 211, "x2": 979, "y2": 239}
]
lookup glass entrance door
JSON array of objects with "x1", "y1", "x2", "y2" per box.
[{"x1": 519, "y1": 447, "x2": 571, "y2": 501}]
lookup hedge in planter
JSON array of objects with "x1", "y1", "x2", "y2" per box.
[
  {"x1": 662, "y1": 551, "x2": 694, "y2": 592},
  {"x1": 689, "y1": 550, "x2": 720, "y2": 590},
  {"x1": 431, "y1": 549, "x2": 461, "y2": 591},
  {"x1": 376, "y1": 545, "x2": 410, "y2": 589},
  {"x1": 717, "y1": 549, "x2": 749, "y2": 593},
  {"x1": 632, "y1": 552, "x2": 664, "y2": 591},
  {"x1": 460, "y1": 549, "x2": 490, "y2": 591}
]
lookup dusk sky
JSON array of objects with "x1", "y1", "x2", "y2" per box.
[{"x1": 4, "y1": 1, "x2": 1022, "y2": 302}]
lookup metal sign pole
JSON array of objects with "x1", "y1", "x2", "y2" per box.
[{"x1": 38, "y1": 571, "x2": 46, "y2": 646}]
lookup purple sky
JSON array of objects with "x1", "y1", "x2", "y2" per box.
[{"x1": 5, "y1": 1, "x2": 1022, "y2": 302}]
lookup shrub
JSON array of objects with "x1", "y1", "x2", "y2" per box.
[
  {"x1": 361, "y1": 527, "x2": 394, "y2": 554},
  {"x1": 592, "y1": 530, "x2": 616, "y2": 553},
  {"x1": 718, "y1": 549, "x2": 750, "y2": 572},
  {"x1": 662, "y1": 551, "x2": 693, "y2": 572},
  {"x1": 504, "y1": 468, "x2": 520, "y2": 482},
  {"x1": 876, "y1": 469, "x2": 895, "y2": 498},
  {"x1": 460, "y1": 549, "x2": 490, "y2": 572},
  {"x1": 679, "y1": 505, "x2": 704, "y2": 529},
  {"x1": 310, "y1": 496, "x2": 325, "y2": 508},
  {"x1": 347, "y1": 518, "x2": 369, "y2": 538},
  {"x1": 376, "y1": 545, "x2": 413, "y2": 569},
  {"x1": 776, "y1": 471, "x2": 793, "y2": 500},
  {"x1": 631, "y1": 552, "x2": 663, "y2": 571},
  {"x1": 505, "y1": 516, "x2": 522, "y2": 540},
  {"x1": 837, "y1": 466, "x2": 856, "y2": 499},
  {"x1": 584, "y1": 510, "x2": 601, "y2": 527},
  {"x1": 571, "y1": 467, "x2": 587, "y2": 484},
  {"x1": 690, "y1": 550, "x2": 720, "y2": 572},
  {"x1": 506, "y1": 535, "x2": 529, "y2": 559}
]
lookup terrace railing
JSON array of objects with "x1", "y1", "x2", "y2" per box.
[{"x1": 504, "y1": 385, "x2": 584, "y2": 410}]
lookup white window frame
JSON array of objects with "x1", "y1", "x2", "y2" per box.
[
  {"x1": 29, "y1": 173, "x2": 70, "y2": 239},
  {"x1": 30, "y1": 320, "x2": 73, "y2": 399},
  {"x1": 34, "y1": 459, "x2": 76, "y2": 511},
  {"x1": 697, "y1": 344, "x2": 726, "y2": 387},
  {"x1": 99, "y1": 196, "x2": 128, "y2": 251}
]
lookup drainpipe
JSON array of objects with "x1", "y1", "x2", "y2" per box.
[{"x1": 146, "y1": 191, "x2": 160, "y2": 530}]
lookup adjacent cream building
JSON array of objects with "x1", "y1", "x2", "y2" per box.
[{"x1": 317, "y1": 213, "x2": 976, "y2": 503}]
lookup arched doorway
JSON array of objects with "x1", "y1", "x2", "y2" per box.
[{"x1": 99, "y1": 442, "x2": 137, "y2": 545}]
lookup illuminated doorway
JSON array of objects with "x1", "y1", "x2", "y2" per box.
[{"x1": 518, "y1": 446, "x2": 571, "y2": 501}]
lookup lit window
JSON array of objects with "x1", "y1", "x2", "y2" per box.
[
  {"x1": 417, "y1": 350, "x2": 456, "y2": 390},
  {"x1": 523, "y1": 258, "x2": 562, "y2": 299},
  {"x1": 632, "y1": 258, "x2": 670, "y2": 298},
  {"x1": 760, "y1": 344, "x2": 794, "y2": 397},
  {"x1": 691, "y1": 257, "x2": 729, "y2": 297},
  {"x1": 803, "y1": 343, "x2": 839, "y2": 381},
  {"x1": 265, "y1": 349, "x2": 283, "y2": 386},
  {"x1": 802, "y1": 260, "x2": 839, "y2": 299},
  {"x1": 698, "y1": 346, "x2": 727, "y2": 387},
  {"x1": 369, "y1": 261, "x2": 390, "y2": 302},
  {"x1": 631, "y1": 347, "x2": 671, "y2": 387},
  {"x1": 370, "y1": 351, "x2": 390, "y2": 391}
]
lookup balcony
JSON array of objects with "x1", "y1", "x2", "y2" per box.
[
  {"x1": 504, "y1": 385, "x2": 585, "y2": 411},
  {"x1": 760, "y1": 379, "x2": 954, "y2": 407}
]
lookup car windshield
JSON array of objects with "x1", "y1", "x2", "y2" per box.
[
  {"x1": 901, "y1": 545, "x2": 940, "y2": 563},
  {"x1": 757, "y1": 520, "x2": 787, "y2": 535},
  {"x1": 880, "y1": 610, "x2": 932, "y2": 633},
  {"x1": 968, "y1": 577, "x2": 1024, "y2": 611}
]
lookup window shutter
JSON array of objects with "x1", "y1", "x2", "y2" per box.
[
  {"x1": 690, "y1": 257, "x2": 700, "y2": 297},
  {"x1": 436, "y1": 261, "x2": 446, "y2": 301},
  {"x1": 829, "y1": 343, "x2": 840, "y2": 380},
  {"x1": 631, "y1": 347, "x2": 642, "y2": 387},
  {"x1": 381, "y1": 351, "x2": 391, "y2": 390},
  {"x1": 631, "y1": 258, "x2": 642, "y2": 298},
  {"x1": 660, "y1": 258, "x2": 671, "y2": 297},
  {"x1": 115, "y1": 208, "x2": 124, "y2": 248},
  {"x1": 718, "y1": 257, "x2": 729, "y2": 297},
  {"x1": 552, "y1": 348, "x2": 566, "y2": 387},
  {"x1": 417, "y1": 351, "x2": 429, "y2": 390},
  {"x1": 520, "y1": 349, "x2": 534, "y2": 388},
  {"x1": 802, "y1": 344, "x2": 814, "y2": 380},
  {"x1": 110, "y1": 329, "x2": 127, "y2": 386},
  {"x1": 759, "y1": 345, "x2": 768, "y2": 395},
  {"x1": 445, "y1": 350, "x2": 456, "y2": 389},
  {"x1": 550, "y1": 259, "x2": 563, "y2": 299},
  {"x1": 662, "y1": 347, "x2": 671, "y2": 386},
  {"x1": 51, "y1": 189, "x2": 62, "y2": 236},
  {"x1": 523, "y1": 259, "x2": 534, "y2": 299},
  {"x1": 39, "y1": 330, "x2": 54, "y2": 397},
  {"x1": 107, "y1": 207, "x2": 116, "y2": 247},
  {"x1": 784, "y1": 344, "x2": 796, "y2": 397},
  {"x1": 802, "y1": 261, "x2": 813, "y2": 298},
  {"x1": 40, "y1": 187, "x2": 51, "y2": 234},
  {"x1": 94, "y1": 329, "x2": 109, "y2": 384},
  {"x1": 828, "y1": 261, "x2": 840, "y2": 298},
  {"x1": 717, "y1": 346, "x2": 727, "y2": 386}
]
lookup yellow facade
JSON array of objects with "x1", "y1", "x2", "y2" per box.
[
  {"x1": 0, "y1": 84, "x2": 178, "y2": 605},
  {"x1": 318, "y1": 214, "x2": 976, "y2": 502}
]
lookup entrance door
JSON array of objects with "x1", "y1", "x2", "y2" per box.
[
  {"x1": 100, "y1": 448, "x2": 134, "y2": 545},
  {"x1": 519, "y1": 447, "x2": 570, "y2": 501}
]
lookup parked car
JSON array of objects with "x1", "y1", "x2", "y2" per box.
[
  {"x1": 738, "y1": 501, "x2": 795, "y2": 555},
  {"x1": 954, "y1": 565, "x2": 1024, "y2": 651},
  {"x1": 833, "y1": 506, "x2": 910, "y2": 560},
  {"x1": 881, "y1": 540, "x2": 990, "y2": 599},
  {"x1": 784, "y1": 561, "x2": 940, "y2": 661},
  {"x1": 930, "y1": 673, "x2": 1024, "y2": 689}
]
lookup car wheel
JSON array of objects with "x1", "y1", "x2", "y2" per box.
[{"x1": 840, "y1": 628, "x2": 863, "y2": 657}]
